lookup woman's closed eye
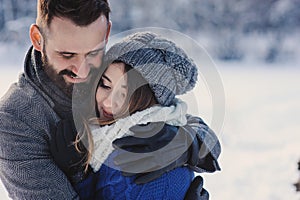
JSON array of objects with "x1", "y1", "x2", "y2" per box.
[{"x1": 98, "y1": 78, "x2": 111, "y2": 90}]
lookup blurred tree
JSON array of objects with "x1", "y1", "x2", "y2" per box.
[
  {"x1": 0, "y1": 0, "x2": 4, "y2": 30},
  {"x1": 294, "y1": 160, "x2": 300, "y2": 192},
  {"x1": 11, "y1": 0, "x2": 18, "y2": 19},
  {"x1": 0, "y1": 0, "x2": 299, "y2": 61}
]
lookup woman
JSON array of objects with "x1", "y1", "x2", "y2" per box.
[{"x1": 51, "y1": 32, "x2": 220, "y2": 199}]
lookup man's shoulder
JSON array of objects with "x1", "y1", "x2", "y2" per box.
[
  {"x1": 0, "y1": 74, "x2": 58, "y2": 133},
  {"x1": 1, "y1": 74, "x2": 47, "y2": 110}
]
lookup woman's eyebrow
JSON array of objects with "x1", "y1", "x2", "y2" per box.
[{"x1": 102, "y1": 74, "x2": 111, "y2": 83}]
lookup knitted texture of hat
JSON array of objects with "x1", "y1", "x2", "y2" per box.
[{"x1": 105, "y1": 32, "x2": 198, "y2": 106}]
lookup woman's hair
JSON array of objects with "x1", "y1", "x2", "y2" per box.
[
  {"x1": 76, "y1": 61, "x2": 158, "y2": 171},
  {"x1": 37, "y1": 0, "x2": 111, "y2": 28}
]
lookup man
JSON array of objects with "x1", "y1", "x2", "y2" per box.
[{"x1": 0, "y1": 0, "x2": 221, "y2": 199}]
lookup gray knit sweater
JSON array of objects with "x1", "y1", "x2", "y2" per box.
[{"x1": 0, "y1": 47, "x2": 79, "y2": 199}]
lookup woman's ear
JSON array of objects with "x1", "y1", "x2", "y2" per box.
[{"x1": 29, "y1": 24, "x2": 43, "y2": 52}]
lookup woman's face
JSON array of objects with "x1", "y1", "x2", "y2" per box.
[{"x1": 95, "y1": 62, "x2": 128, "y2": 121}]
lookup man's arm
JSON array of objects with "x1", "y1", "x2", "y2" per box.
[
  {"x1": 0, "y1": 113, "x2": 79, "y2": 199},
  {"x1": 48, "y1": 115, "x2": 221, "y2": 199},
  {"x1": 112, "y1": 115, "x2": 221, "y2": 183},
  {"x1": 184, "y1": 114, "x2": 221, "y2": 173}
]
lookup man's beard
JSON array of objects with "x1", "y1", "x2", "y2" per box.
[
  {"x1": 41, "y1": 51, "x2": 74, "y2": 97},
  {"x1": 41, "y1": 48, "x2": 104, "y2": 119}
]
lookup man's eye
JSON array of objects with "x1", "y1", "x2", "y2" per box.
[
  {"x1": 88, "y1": 51, "x2": 100, "y2": 57},
  {"x1": 61, "y1": 54, "x2": 74, "y2": 59}
]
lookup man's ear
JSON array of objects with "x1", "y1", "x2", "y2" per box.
[
  {"x1": 105, "y1": 20, "x2": 112, "y2": 44},
  {"x1": 29, "y1": 24, "x2": 43, "y2": 52}
]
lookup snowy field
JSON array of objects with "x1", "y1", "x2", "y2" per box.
[
  {"x1": 1, "y1": 50, "x2": 300, "y2": 199},
  {"x1": 203, "y1": 62, "x2": 300, "y2": 200}
]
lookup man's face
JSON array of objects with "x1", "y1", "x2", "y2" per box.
[{"x1": 41, "y1": 15, "x2": 109, "y2": 95}]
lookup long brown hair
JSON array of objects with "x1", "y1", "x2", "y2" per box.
[{"x1": 76, "y1": 61, "x2": 158, "y2": 171}]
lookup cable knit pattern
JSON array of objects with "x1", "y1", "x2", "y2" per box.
[
  {"x1": 104, "y1": 32, "x2": 198, "y2": 106},
  {"x1": 99, "y1": 166, "x2": 193, "y2": 200},
  {"x1": 76, "y1": 138, "x2": 194, "y2": 200}
]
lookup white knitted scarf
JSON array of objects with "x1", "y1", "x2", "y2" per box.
[{"x1": 89, "y1": 99, "x2": 188, "y2": 171}]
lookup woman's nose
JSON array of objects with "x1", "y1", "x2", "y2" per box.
[{"x1": 102, "y1": 93, "x2": 113, "y2": 109}]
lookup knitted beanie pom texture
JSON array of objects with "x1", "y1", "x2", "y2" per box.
[{"x1": 105, "y1": 32, "x2": 198, "y2": 106}]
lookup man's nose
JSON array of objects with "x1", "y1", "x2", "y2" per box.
[{"x1": 72, "y1": 56, "x2": 90, "y2": 78}]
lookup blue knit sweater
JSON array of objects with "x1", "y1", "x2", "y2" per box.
[
  {"x1": 75, "y1": 125, "x2": 194, "y2": 200},
  {"x1": 75, "y1": 155, "x2": 194, "y2": 200}
]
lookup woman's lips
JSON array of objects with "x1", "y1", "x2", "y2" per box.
[{"x1": 102, "y1": 109, "x2": 113, "y2": 119}]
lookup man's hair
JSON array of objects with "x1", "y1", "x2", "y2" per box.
[{"x1": 37, "y1": 0, "x2": 111, "y2": 28}]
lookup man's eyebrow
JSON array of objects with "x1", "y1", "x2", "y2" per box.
[
  {"x1": 93, "y1": 46, "x2": 106, "y2": 52},
  {"x1": 89, "y1": 38, "x2": 107, "y2": 53},
  {"x1": 88, "y1": 46, "x2": 106, "y2": 54},
  {"x1": 55, "y1": 39, "x2": 106, "y2": 56},
  {"x1": 56, "y1": 51, "x2": 76, "y2": 55}
]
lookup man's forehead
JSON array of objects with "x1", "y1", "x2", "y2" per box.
[
  {"x1": 48, "y1": 15, "x2": 108, "y2": 31},
  {"x1": 46, "y1": 16, "x2": 108, "y2": 53},
  {"x1": 55, "y1": 39, "x2": 106, "y2": 52}
]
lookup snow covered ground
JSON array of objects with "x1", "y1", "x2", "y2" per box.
[
  {"x1": 1, "y1": 51, "x2": 300, "y2": 199},
  {"x1": 202, "y1": 62, "x2": 300, "y2": 200}
]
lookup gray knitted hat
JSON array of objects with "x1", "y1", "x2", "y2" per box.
[{"x1": 104, "y1": 32, "x2": 198, "y2": 106}]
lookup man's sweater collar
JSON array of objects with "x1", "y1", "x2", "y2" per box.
[{"x1": 23, "y1": 46, "x2": 72, "y2": 119}]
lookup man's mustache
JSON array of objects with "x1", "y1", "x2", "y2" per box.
[{"x1": 59, "y1": 70, "x2": 77, "y2": 77}]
